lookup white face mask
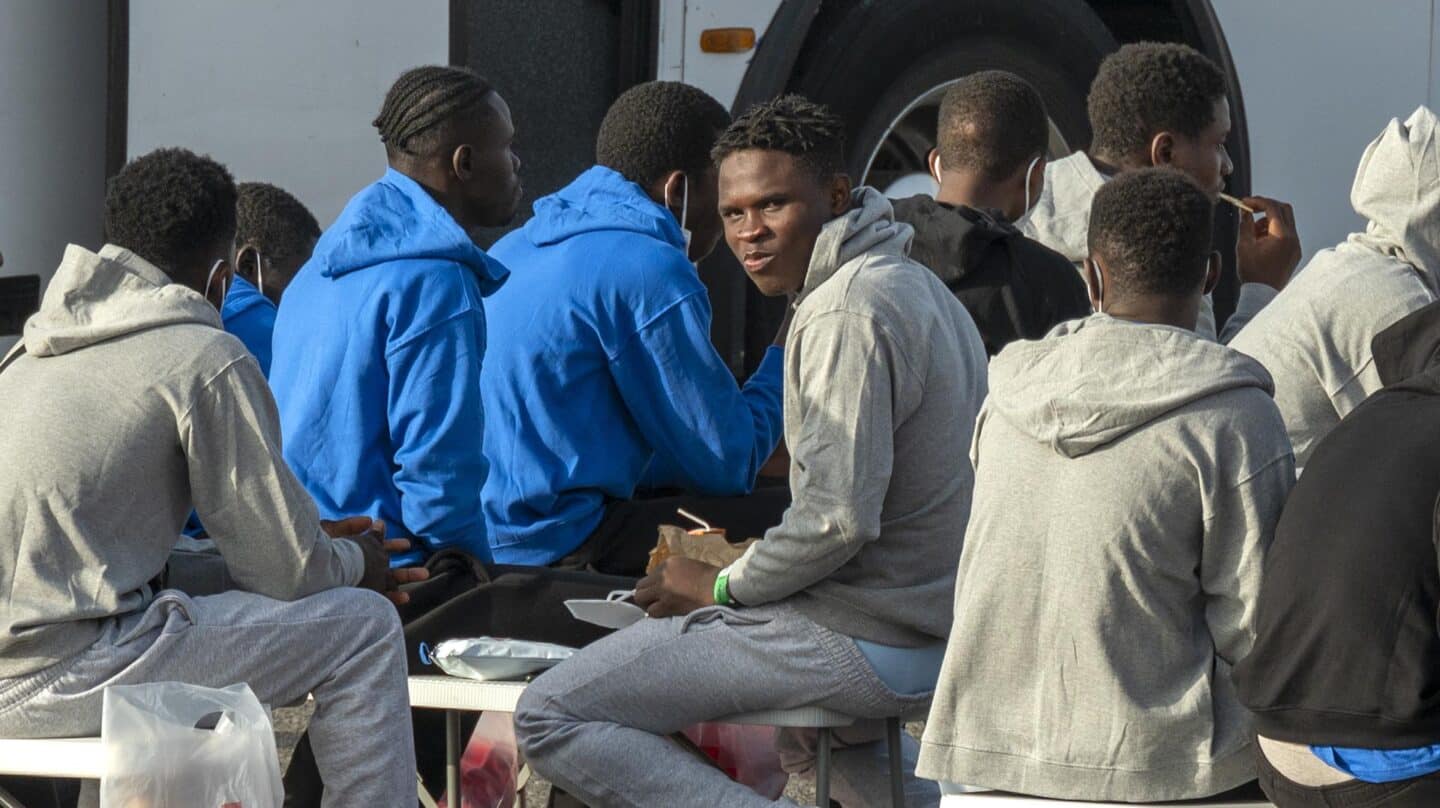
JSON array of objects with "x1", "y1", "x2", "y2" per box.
[
  {"x1": 1012, "y1": 154, "x2": 1044, "y2": 228},
  {"x1": 250, "y1": 249, "x2": 265, "y2": 299},
  {"x1": 931, "y1": 152, "x2": 1043, "y2": 226},
  {"x1": 667, "y1": 173, "x2": 692, "y2": 258},
  {"x1": 203, "y1": 258, "x2": 228, "y2": 308},
  {"x1": 1086, "y1": 260, "x2": 1105, "y2": 311}
]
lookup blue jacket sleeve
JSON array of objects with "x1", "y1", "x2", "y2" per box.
[
  {"x1": 226, "y1": 306, "x2": 276, "y2": 378},
  {"x1": 384, "y1": 308, "x2": 491, "y2": 561},
  {"x1": 609, "y1": 292, "x2": 785, "y2": 495}
]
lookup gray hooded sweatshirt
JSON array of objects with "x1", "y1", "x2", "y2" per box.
[
  {"x1": 1022, "y1": 151, "x2": 1277, "y2": 343},
  {"x1": 726, "y1": 187, "x2": 988, "y2": 646},
  {"x1": 1229, "y1": 106, "x2": 1440, "y2": 467},
  {"x1": 0, "y1": 245, "x2": 362, "y2": 678},
  {"x1": 916, "y1": 314, "x2": 1294, "y2": 801}
]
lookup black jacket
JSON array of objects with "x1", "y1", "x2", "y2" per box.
[
  {"x1": 890, "y1": 195, "x2": 1090, "y2": 356},
  {"x1": 1233, "y1": 298, "x2": 1440, "y2": 747}
]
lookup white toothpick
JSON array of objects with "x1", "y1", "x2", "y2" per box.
[
  {"x1": 677, "y1": 508, "x2": 712, "y2": 531},
  {"x1": 1218, "y1": 192, "x2": 1256, "y2": 214}
]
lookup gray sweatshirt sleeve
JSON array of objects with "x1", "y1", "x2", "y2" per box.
[
  {"x1": 1219, "y1": 283, "x2": 1279, "y2": 343},
  {"x1": 1198, "y1": 284, "x2": 1279, "y2": 344},
  {"x1": 727, "y1": 310, "x2": 916, "y2": 606},
  {"x1": 182, "y1": 355, "x2": 364, "y2": 598},
  {"x1": 1201, "y1": 447, "x2": 1295, "y2": 666}
]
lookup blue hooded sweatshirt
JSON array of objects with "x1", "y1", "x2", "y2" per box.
[
  {"x1": 221, "y1": 274, "x2": 276, "y2": 376},
  {"x1": 482, "y1": 165, "x2": 784, "y2": 565},
  {"x1": 270, "y1": 168, "x2": 508, "y2": 565}
]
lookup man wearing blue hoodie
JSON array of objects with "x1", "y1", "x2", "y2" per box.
[
  {"x1": 220, "y1": 181, "x2": 321, "y2": 377},
  {"x1": 483, "y1": 81, "x2": 788, "y2": 572},
  {"x1": 271, "y1": 66, "x2": 521, "y2": 566}
]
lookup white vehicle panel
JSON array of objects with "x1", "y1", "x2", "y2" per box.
[
  {"x1": 0, "y1": 0, "x2": 108, "y2": 352},
  {"x1": 1213, "y1": 0, "x2": 1433, "y2": 264},
  {"x1": 128, "y1": 0, "x2": 448, "y2": 227},
  {"x1": 661, "y1": 0, "x2": 783, "y2": 109}
]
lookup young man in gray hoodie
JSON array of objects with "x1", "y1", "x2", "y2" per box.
[
  {"x1": 1229, "y1": 107, "x2": 1440, "y2": 468},
  {"x1": 513, "y1": 95, "x2": 988, "y2": 807},
  {"x1": 0, "y1": 148, "x2": 424, "y2": 807},
  {"x1": 1023, "y1": 41, "x2": 1301, "y2": 342},
  {"x1": 918, "y1": 168, "x2": 1295, "y2": 802}
]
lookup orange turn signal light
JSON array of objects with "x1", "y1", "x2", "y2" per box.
[{"x1": 700, "y1": 27, "x2": 756, "y2": 54}]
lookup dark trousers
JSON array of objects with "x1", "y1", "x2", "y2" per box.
[
  {"x1": 560, "y1": 486, "x2": 791, "y2": 577},
  {"x1": 1258, "y1": 748, "x2": 1440, "y2": 807},
  {"x1": 283, "y1": 554, "x2": 635, "y2": 806}
]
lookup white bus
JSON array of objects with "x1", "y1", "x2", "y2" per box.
[{"x1": 1, "y1": 0, "x2": 1431, "y2": 369}]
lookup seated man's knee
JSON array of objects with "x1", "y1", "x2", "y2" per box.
[
  {"x1": 514, "y1": 674, "x2": 572, "y2": 762},
  {"x1": 317, "y1": 588, "x2": 405, "y2": 648}
]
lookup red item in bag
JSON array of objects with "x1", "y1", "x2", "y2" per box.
[
  {"x1": 683, "y1": 722, "x2": 787, "y2": 798},
  {"x1": 437, "y1": 711, "x2": 519, "y2": 808}
]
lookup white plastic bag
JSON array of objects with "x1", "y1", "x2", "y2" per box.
[
  {"x1": 100, "y1": 681, "x2": 283, "y2": 808},
  {"x1": 437, "y1": 711, "x2": 521, "y2": 808}
]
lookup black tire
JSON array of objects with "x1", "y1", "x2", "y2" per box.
[
  {"x1": 740, "y1": 0, "x2": 1119, "y2": 370},
  {"x1": 792, "y1": 0, "x2": 1118, "y2": 179}
]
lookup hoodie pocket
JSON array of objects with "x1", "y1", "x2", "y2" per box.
[{"x1": 114, "y1": 592, "x2": 196, "y2": 646}]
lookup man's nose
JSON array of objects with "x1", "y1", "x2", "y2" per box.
[{"x1": 736, "y1": 213, "x2": 768, "y2": 241}]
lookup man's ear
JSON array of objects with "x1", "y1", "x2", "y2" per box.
[
  {"x1": 205, "y1": 260, "x2": 234, "y2": 311},
  {"x1": 1149, "y1": 131, "x2": 1176, "y2": 168},
  {"x1": 659, "y1": 169, "x2": 685, "y2": 212},
  {"x1": 234, "y1": 244, "x2": 260, "y2": 283},
  {"x1": 829, "y1": 173, "x2": 853, "y2": 215},
  {"x1": 927, "y1": 148, "x2": 942, "y2": 183},
  {"x1": 451, "y1": 144, "x2": 472, "y2": 181},
  {"x1": 1203, "y1": 250, "x2": 1222, "y2": 295},
  {"x1": 1083, "y1": 257, "x2": 1104, "y2": 312}
]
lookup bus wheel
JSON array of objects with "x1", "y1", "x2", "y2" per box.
[{"x1": 789, "y1": 0, "x2": 1118, "y2": 193}]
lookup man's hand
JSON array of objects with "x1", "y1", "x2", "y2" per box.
[
  {"x1": 322, "y1": 516, "x2": 430, "y2": 606},
  {"x1": 635, "y1": 557, "x2": 721, "y2": 618},
  {"x1": 1236, "y1": 196, "x2": 1301, "y2": 291}
]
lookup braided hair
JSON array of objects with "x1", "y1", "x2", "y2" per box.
[
  {"x1": 711, "y1": 94, "x2": 846, "y2": 181},
  {"x1": 373, "y1": 66, "x2": 494, "y2": 158}
]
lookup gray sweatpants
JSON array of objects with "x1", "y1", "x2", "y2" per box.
[
  {"x1": 515, "y1": 603, "x2": 939, "y2": 807},
  {"x1": 0, "y1": 588, "x2": 414, "y2": 807}
]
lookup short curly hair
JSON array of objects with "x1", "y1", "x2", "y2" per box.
[
  {"x1": 236, "y1": 182, "x2": 321, "y2": 264},
  {"x1": 1087, "y1": 42, "x2": 1228, "y2": 162},
  {"x1": 711, "y1": 94, "x2": 846, "y2": 181},
  {"x1": 105, "y1": 147, "x2": 238, "y2": 280},
  {"x1": 1088, "y1": 167, "x2": 1213, "y2": 298},
  {"x1": 937, "y1": 70, "x2": 1049, "y2": 182},
  {"x1": 596, "y1": 81, "x2": 732, "y2": 189}
]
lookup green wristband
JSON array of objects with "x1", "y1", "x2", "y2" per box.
[{"x1": 713, "y1": 568, "x2": 732, "y2": 606}]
